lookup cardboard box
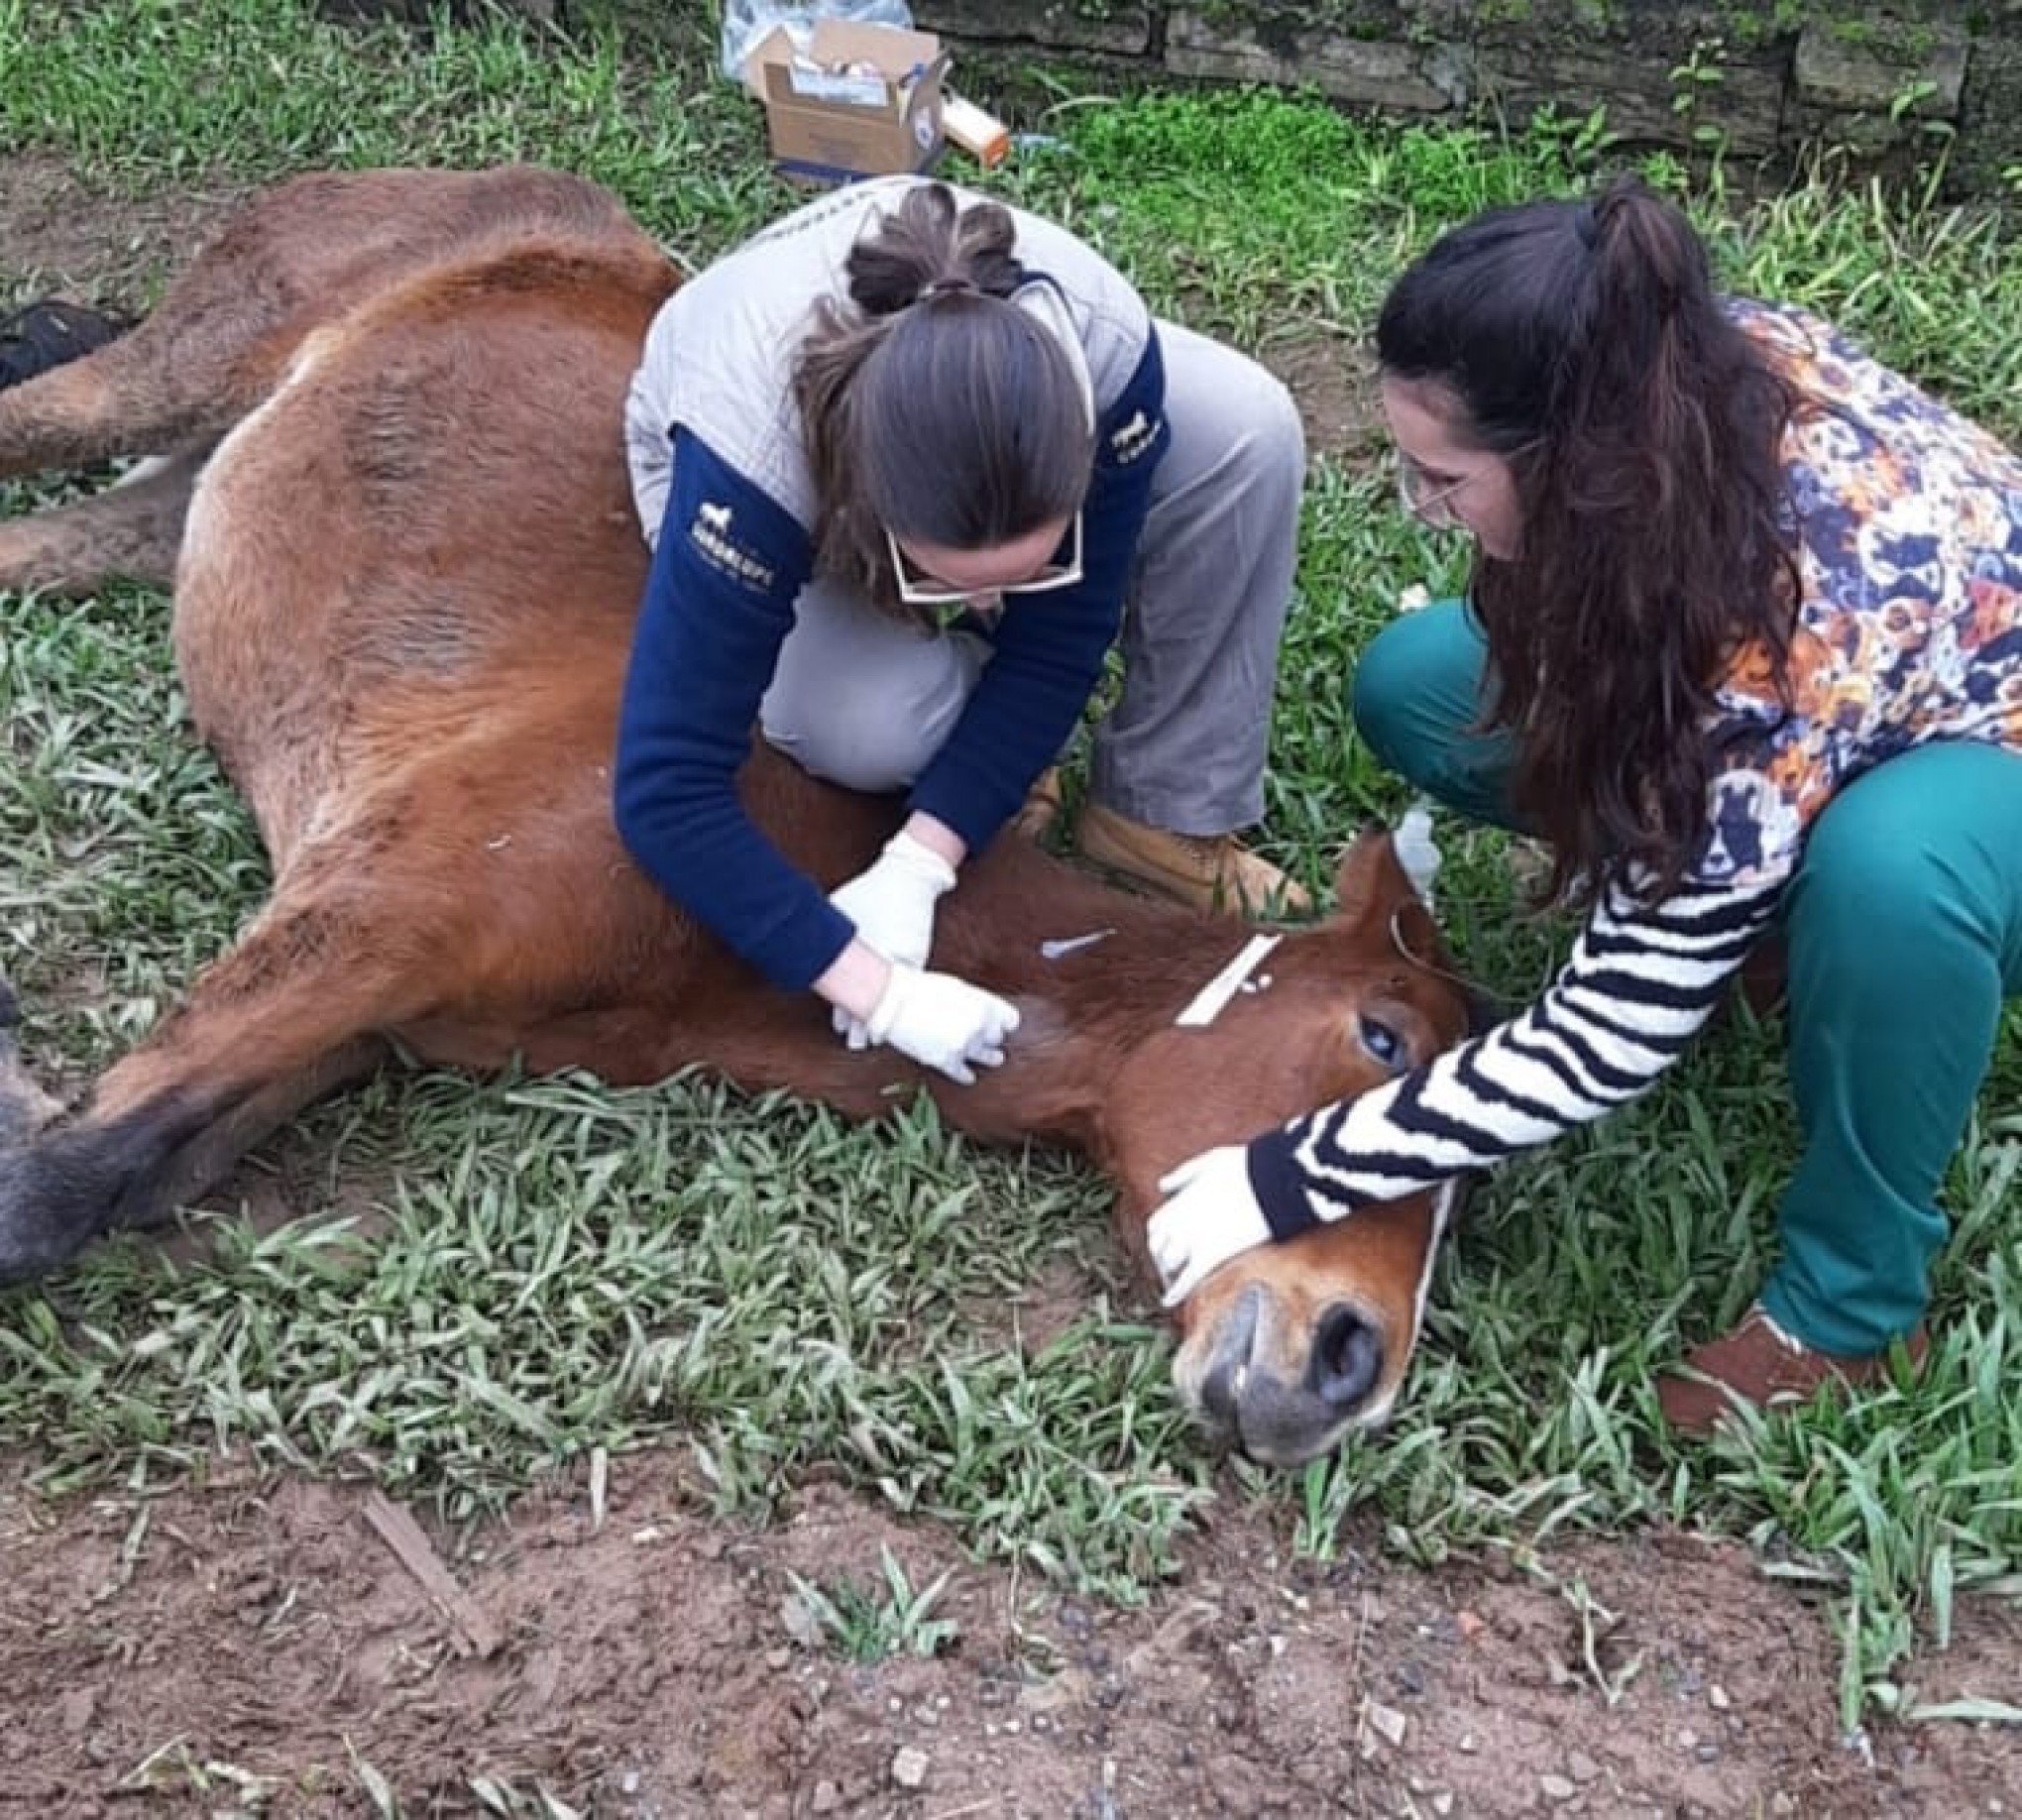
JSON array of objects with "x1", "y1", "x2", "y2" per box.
[{"x1": 743, "y1": 19, "x2": 950, "y2": 187}]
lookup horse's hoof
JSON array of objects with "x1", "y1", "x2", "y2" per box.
[
  {"x1": 0, "y1": 299, "x2": 127, "y2": 391},
  {"x1": 0, "y1": 1149, "x2": 89, "y2": 1283}
]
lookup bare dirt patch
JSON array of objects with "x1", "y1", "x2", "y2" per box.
[
  {"x1": 5, "y1": 156, "x2": 2020, "y2": 1818},
  {"x1": 0, "y1": 152, "x2": 246, "y2": 310},
  {"x1": 4, "y1": 1451, "x2": 2019, "y2": 1816},
  {"x1": 1261, "y1": 328, "x2": 1386, "y2": 465}
]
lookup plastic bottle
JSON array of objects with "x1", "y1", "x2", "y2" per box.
[
  {"x1": 1393, "y1": 798, "x2": 1443, "y2": 910},
  {"x1": 943, "y1": 93, "x2": 1011, "y2": 167}
]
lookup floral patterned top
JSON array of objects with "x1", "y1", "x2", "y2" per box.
[{"x1": 1707, "y1": 298, "x2": 2022, "y2": 875}]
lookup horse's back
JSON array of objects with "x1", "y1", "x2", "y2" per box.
[{"x1": 155, "y1": 165, "x2": 659, "y2": 406}]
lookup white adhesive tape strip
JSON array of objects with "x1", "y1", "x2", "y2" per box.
[{"x1": 1174, "y1": 933, "x2": 1282, "y2": 1029}]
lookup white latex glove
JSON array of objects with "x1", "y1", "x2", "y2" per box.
[
  {"x1": 829, "y1": 831, "x2": 957, "y2": 1043},
  {"x1": 1147, "y1": 1144, "x2": 1276, "y2": 1308},
  {"x1": 863, "y1": 963, "x2": 1020, "y2": 1086}
]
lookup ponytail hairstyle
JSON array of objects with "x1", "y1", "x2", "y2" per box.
[
  {"x1": 794, "y1": 183, "x2": 1096, "y2": 620},
  {"x1": 1376, "y1": 174, "x2": 1800, "y2": 902}
]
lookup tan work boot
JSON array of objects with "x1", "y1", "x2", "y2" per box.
[
  {"x1": 1073, "y1": 798, "x2": 1311, "y2": 918},
  {"x1": 1012, "y1": 765, "x2": 1065, "y2": 843},
  {"x1": 1655, "y1": 1303, "x2": 1928, "y2": 1437}
]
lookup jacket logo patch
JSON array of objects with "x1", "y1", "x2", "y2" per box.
[
  {"x1": 688, "y1": 500, "x2": 775, "y2": 590},
  {"x1": 1109, "y1": 408, "x2": 1160, "y2": 466}
]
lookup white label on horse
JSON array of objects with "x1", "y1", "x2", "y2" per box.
[{"x1": 1174, "y1": 934, "x2": 1282, "y2": 1029}]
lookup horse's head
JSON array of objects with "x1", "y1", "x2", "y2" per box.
[{"x1": 1095, "y1": 829, "x2": 1476, "y2": 1465}]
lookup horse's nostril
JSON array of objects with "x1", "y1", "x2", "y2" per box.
[{"x1": 1309, "y1": 1305, "x2": 1383, "y2": 1410}]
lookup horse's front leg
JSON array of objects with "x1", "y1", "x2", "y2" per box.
[{"x1": 0, "y1": 448, "x2": 208, "y2": 595}]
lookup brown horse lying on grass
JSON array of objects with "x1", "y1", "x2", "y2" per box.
[{"x1": 0, "y1": 166, "x2": 1473, "y2": 1466}]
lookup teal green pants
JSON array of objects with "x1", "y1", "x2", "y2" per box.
[{"x1": 1353, "y1": 600, "x2": 2022, "y2": 1354}]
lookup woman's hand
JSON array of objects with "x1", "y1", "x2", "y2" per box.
[
  {"x1": 816, "y1": 938, "x2": 1017, "y2": 1085},
  {"x1": 828, "y1": 818, "x2": 966, "y2": 1044},
  {"x1": 861, "y1": 963, "x2": 1020, "y2": 1085},
  {"x1": 1146, "y1": 1144, "x2": 1275, "y2": 1307},
  {"x1": 829, "y1": 828, "x2": 955, "y2": 970}
]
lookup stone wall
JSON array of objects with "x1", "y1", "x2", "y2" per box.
[{"x1": 655, "y1": 1, "x2": 2022, "y2": 197}]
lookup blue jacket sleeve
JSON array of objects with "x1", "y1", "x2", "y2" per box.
[
  {"x1": 613, "y1": 427, "x2": 855, "y2": 991},
  {"x1": 908, "y1": 328, "x2": 1172, "y2": 851}
]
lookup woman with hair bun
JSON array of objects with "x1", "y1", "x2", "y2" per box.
[
  {"x1": 618, "y1": 178, "x2": 1307, "y2": 1087},
  {"x1": 1150, "y1": 174, "x2": 2022, "y2": 1432}
]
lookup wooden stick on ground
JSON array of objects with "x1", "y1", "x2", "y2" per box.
[{"x1": 361, "y1": 1490, "x2": 506, "y2": 1659}]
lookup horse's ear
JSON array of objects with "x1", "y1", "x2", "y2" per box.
[
  {"x1": 1333, "y1": 822, "x2": 1499, "y2": 1039},
  {"x1": 1329, "y1": 823, "x2": 1419, "y2": 945}
]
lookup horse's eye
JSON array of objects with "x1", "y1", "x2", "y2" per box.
[{"x1": 1357, "y1": 1012, "x2": 1407, "y2": 1074}]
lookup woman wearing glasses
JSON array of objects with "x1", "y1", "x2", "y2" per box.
[
  {"x1": 1151, "y1": 175, "x2": 2022, "y2": 1430},
  {"x1": 617, "y1": 179, "x2": 1306, "y2": 1084}
]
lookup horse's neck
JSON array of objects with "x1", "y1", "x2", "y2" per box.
[
  {"x1": 745, "y1": 747, "x2": 1248, "y2": 1021},
  {"x1": 742, "y1": 748, "x2": 1264, "y2": 1143},
  {"x1": 955, "y1": 835, "x2": 1250, "y2": 1004},
  {"x1": 926, "y1": 837, "x2": 1266, "y2": 1148}
]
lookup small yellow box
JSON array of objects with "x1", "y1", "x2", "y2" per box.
[{"x1": 943, "y1": 92, "x2": 1010, "y2": 169}]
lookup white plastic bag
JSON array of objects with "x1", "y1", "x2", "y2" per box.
[{"x1": 719, "y1": 0, "x2": 917, "y2": 82}]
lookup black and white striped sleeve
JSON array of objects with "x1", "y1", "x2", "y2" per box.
[{"x1": 1244, "y1": 866, "x2": 1789, "y2": 1239}]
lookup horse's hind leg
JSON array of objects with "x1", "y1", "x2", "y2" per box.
[
  {"x1": 0, "y1": 447, "x2": 205, "y2": 594},
  {"x1": 0, "y1": 267, "x2": 274, "y2": 595},
  {"x1": 0, "y1": 165, "x2": 638, "y2": 486},
  {"x1": 0, "y1": 190, "x2": 350, "y2": 483},
  {"x1": 0, "y1": 873, "x2": 435, "y2": 1280}
]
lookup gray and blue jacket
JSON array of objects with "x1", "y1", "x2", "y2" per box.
[{"x1": 616, "y1": 176, "x2": 1170, "y2": 989}]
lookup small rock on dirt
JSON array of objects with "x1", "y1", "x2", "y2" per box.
[
  {"x1": 891, "y1": 1746, "x2": 930, "y2": 1790},
  {"x1": 1363, "y1": 1698, "x2": 1408, "y2": 1749}
]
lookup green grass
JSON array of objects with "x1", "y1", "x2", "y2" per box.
[
  {"x1": 2, "y1": 0, "x2": 2019, "y2": 1728},
  {"x1": 785, "y1": 1543, "x2": 960, "y2": 1662}
]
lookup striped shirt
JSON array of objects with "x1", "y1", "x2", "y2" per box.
[{"x1": 1246, "y1": 300, "x2": 2022, "y2": 1237}]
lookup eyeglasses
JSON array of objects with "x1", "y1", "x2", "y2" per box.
[
  {"x1": 1393, "y1": 441, "x2": 1541, "y2": 532},
  {"x1": 1393, "y1": 451, "x2": 1476, "y2": 530},
  {"x1": 885, "y1": 512, "x2": 1084, "y2": 609}
]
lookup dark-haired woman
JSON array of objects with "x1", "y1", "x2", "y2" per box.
[
  {"x1": 617, "y1": 178, "x2": 1306, "y2": 1085},
  {"x1": 1151, "y1": 175, "x2": 2022, "y2": 1433}
]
